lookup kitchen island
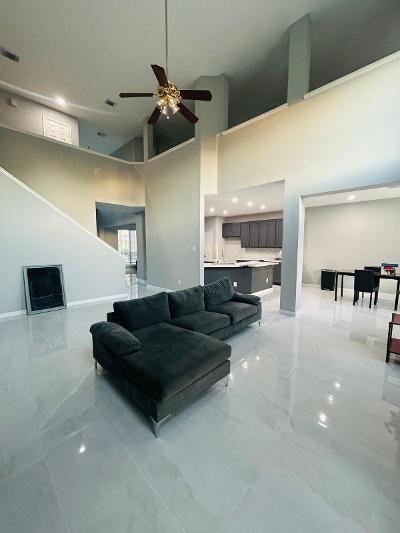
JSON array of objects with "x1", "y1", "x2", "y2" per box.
[{"x1": 204, "y1": 261, "x2": 278, "y2": 294}]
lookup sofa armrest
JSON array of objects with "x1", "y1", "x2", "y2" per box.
[
  {"x1": 231, "y1": 292, "x2": 260, "y2": 305},
  {"x1": 90, "y1": 321, "x2": 141, "y2": 356}
]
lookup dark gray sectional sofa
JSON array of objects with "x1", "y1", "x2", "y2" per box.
[{"x1": 90, "y1": 277, "x2": 261, "y2": 437}]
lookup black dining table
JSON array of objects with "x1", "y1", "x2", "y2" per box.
[{"x1": 334, "y1": 270, "x2": 400, "y2": 310}]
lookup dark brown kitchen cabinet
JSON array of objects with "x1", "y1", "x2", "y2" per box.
[
  {"x1": 258, "y1": 220, "x2": 268, "y2": 247},
  {"x1": 222, "y1": 222, "x2": 241, "y2": 238},
  {"x1": 275, "y1": 219, "x2": 283, "y2": 248},
  {"x1": 240, "y1": 222, "x2": 250, "y2": 247},
  {"x1": 222, "y1": 223, "x2": 231, "y2": 238},
  {"x1": 249, "y1": 221, "x2": 259, "y2": 247},
  {"x1": 266, "y1": 219, "x2": 276, "y2": 247},
  {"x1": 231, "y1": 223, "x2": 241, "y2": 237}
]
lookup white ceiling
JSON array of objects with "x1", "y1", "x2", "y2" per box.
[
  {"x1": 205, "y1": 182, "x2": 285, "y2": 217},
  {"x1": 205, "y1": 182, "x2": 400, "y2": 217},
  {"x1": 0, "y1": 0, "x2": 399, "y2": 154}
]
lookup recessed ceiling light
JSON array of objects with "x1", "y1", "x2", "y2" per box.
[
  {"x1": 260, "y1": 204, "x2": 266, "y2": 210},
  {"x1": 209, "y1": 207, "x2": 215, "y2": 213},
  {"x1": 347, "y1": 194, "x2": 355, "y2": 201},
  {"x1": 223, "y1": 210, "x2": 228, "y2": 215},
  {"x1": 247, "y1": 201, "x2": 253, "y2": 207},
  {"x1": 55, "y1": 96, "x2": 66, "y2": 107},
  {"x1": 232, "y1": 197, "x2": 238, "y2": 203}
]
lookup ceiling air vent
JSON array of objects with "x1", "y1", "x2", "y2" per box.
[
  {"x1": 97, "y1": 131, "x2": 107, "y2": 137},
  {"x1": 0, "y1": 47, "x2": 20, "y2": 63},
  {"x1": 105, "y1": 98, "x2": 116, "y2": 107}
]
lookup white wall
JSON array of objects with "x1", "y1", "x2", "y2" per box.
[
  {"x1": 0, "y1": 89, "x2": 79, "y2": 146},
  {"x1": 0, "y1": 168, "x2": 126, "y2": 315},
  {"x1": 303, "y1": 197, "x2": 400, "y2": 294},
  {"x1": 0, "y1": 126, "x2": 144, "y2": 234},
  {"x1": 142, "y1": 140, "x2": 201, "y2": 290},
  {"x1": 218, "y1": 54, "x2": 400, "y2": 312}
]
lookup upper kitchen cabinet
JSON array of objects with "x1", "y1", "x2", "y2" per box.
[
  {"x1": 222, "y1": 223, "x2": 231, "y2": 238},
  {"x1": 266, "y1": 219, "x2": 276, "y2": 247},
  {"x1": 240, "y1": 221, "x2": 250, "y2": 247},
  {"x1": 222, "y1": 222, "x2": 241, "y2": 238},
  {"x1": 231, "y1": 222, "x2": 241, "y2": 237},
  {"x1": 258, "y1": 220, "x2": 268, "y2": 247},
  {"x1": 249, "y1": 221, "x2": 260, "y2": 247},
  {"x1": 275, "y1": 219, "x2": 283, "y2": 248}
]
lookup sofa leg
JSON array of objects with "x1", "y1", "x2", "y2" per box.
[
  {"x1": 150, "y1": 417, "x2": 160, "y2": 438},
  {"x1": 150, "y1": 414, "x2": 171, "y2": 438},
  {"x1": 225, "y1": 375, "x2": 229, "y2": 388},
  {"x1": 258, "y1": 320, "x2": 261, "y2": 327},
  {"x1": 94, "y1": 361, "x2": 98, "y2": 370}
]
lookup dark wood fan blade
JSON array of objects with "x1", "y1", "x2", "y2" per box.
[
  {"x1": 177, "y1": 102, "x2": 198, "y2": 124},
  {"x1": 148, "y1": 107, "x2": 161, "y2": 125},
  {"x1": 151, "y1": 64, "x2": 168, "y2": 86},
  {"x1": 119, "y1": 92, "x2": 153, "y2": 98},
  {"x1": 180, "y1": 90, "x2": 212, "y2": 101}
]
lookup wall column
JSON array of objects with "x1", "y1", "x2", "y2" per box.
[
  {"x1": 143, "y1": 119, "x2": 154, "y2": 161},
  {"x1": 280, "y1": 188, "x2": 305, "y2": 315},
  {"x1": 287, "y1": 14, "x2": 311, "y2": 105},
  {"x1": 195, "y1": 74, "x2": 229, "y2": 283},
  {"x1": 195, "y1": 74, "x2": 229, "y2": 195}
]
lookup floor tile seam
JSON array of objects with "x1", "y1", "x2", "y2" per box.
[
  {"x1": 139, "y1": 468, "x2": 188, "y2": 533},
  {"x1": 215, "y1": 485, "x2": 249, "y2": 533},
  {"x1": 39, "y1": 438, "x2": 72, "y2": 533},
  {"x1": 36, "y1": 367, "x2": 96, "y2": 433},
  {"x1": 70, "y1": 470, "x2": 140, "y2": 531}
]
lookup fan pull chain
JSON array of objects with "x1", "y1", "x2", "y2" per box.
[{"x1": 165, "y1": 0, "x2": 169, "y2": 79}]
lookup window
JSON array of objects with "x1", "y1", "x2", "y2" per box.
[{"x1": 117, "y1": 229, "x2": 137, "y2": 264}]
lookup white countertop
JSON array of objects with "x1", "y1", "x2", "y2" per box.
[{"x1": 204, "y1": 261, "x2": 279, "y2": 268}]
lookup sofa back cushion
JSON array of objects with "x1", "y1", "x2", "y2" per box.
[
  {"x1": 113, "y1": 292, "x2": 171, "y2": 332},
  {"x1": 203, "y1": 277, "x2": 234, "y2": 310},
  {"x1": 168, "y1": 285, "x2": 205, "y2": 318}
]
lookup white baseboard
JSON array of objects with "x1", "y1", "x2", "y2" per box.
[
  {"x1": 279, "y1": 309, "x2": 301, "y2": 317},
  {"x1": 0, "y1": 309, "x2": 27, "y2": 319},
  {"x1": 0, "y1": 292, "x2": 127, "y2": 320},
  {"x1": 67, "y1": 293, "x2": 127, "y2": 307},
  {"x1": 253, "y1": 287, "x2": 274, "y2": 298}
]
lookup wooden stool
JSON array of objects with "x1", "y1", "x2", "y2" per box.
[{"x1": 387, "y1": 313, "x2": 400, "y2": 363}]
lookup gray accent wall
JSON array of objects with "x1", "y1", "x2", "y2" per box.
[
  {"x1": 0, "y1": 168, "x2": 126, "y2": 315},
  {"x1": 303, "y1": 198, "x2": 400, "y2": 293}
]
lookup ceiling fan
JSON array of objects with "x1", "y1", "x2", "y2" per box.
[{"x1": 119, "y1": 0, "x2": 212, "y2": 125}]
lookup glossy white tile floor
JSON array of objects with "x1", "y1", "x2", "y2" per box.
[{"x1": 1, "y1": 279, "x2": 400, "y2": 532}]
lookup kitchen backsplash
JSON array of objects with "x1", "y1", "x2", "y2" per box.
[{"x1": 223, "y1": 238, "x2": 281, "y2": 262}]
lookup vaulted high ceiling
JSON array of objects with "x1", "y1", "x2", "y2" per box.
[{"x1": 0, "y1": 0, "x2": 399, "y2": 155}]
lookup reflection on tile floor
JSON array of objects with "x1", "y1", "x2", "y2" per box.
[{"x1": 1, "y1": 279, "x2": 400, "y2": 532}]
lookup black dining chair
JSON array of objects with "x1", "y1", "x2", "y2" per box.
[
  {"x1": 362, "y1": 266, "x2": 381, "y2": 300},
  {"x1": 354, "y1": 269, "x2": 379, "y2": 308}
]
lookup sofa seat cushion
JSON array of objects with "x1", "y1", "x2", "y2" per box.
[
  {"x1": 123, "y1": 323, "x2": 230, "y2": 402},
  {"x1": 168, "y1": 286, "x2": 205, "y2": 318},
  {"x1": 171, "y1": 311, "x2": 230, "y2": 334},
  {"x1": 211, "y1": 301, "x2": 257, "y2": 324},
  {"x1": 113, "y1": 292, "x2": 171, "y2": 332}
]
